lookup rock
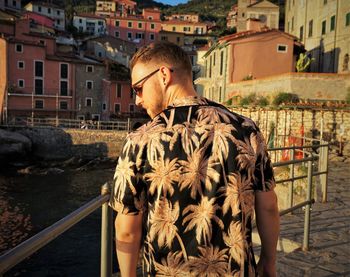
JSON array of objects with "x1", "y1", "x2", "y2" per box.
[
  {"x1": 0, "y1": 129, "x2": 32, "y2": 160},
  {"x1": 45, "y1": 168, "x2": 64, "y2": 175}
]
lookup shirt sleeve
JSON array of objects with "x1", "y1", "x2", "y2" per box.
[
  {"x1": 109, "y1": 138, "x2": 147, "y2": 215},
  {"x1": 252, "y1": 129, "x2": 276, "y2": 192}
]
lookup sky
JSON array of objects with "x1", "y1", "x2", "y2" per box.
[{"x1": 157, "y1": 0, "x2": 189, "y2": 6}]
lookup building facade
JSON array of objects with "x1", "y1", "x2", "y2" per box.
[
  {"x1": 24, "y1": 1, "x2": 65, "y2": 30},
  {"x1": 73, "y1": 14, "x2": 107, "y2": 36},
  {"x1": 161, "y1": 20, "x2": 209, "y2": 35},
  {"x1": 1, "y1": 0, "x2": 21, "y2": 11},
  {"x1": 285, "y1": 0, "x2": 350, "y2": 73},
  {"x1": 164, "y1": 14, "x2": 199, "y2": 23},
  {"x1": 96, "y1": 0, "x2": 136, "y2": 17},
  {"x1": 195, "y1": 28, "x2": 302, "y2": 103}
]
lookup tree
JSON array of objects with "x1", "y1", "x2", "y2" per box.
[{"x1": 296, "y1": 53, "x2": 314, "y2": 72}]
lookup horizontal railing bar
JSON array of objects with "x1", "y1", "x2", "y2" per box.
[
  {"x1": 0, "y1": 194, "x2": 110, "y2": 274},
  {"x1": 275, "y1": 174, "x2": 307, "y2": 184},
  {"x1": 312, "y1": 170, "x2": 328, "y2": 176},
  {"x1": 268, "y1": 144, "x2": 329, "y2": 151},
  {"x1": 272, "y1": 157, "x2": 314, "y2": 167},
  {"x1": 279, "y1": 199, "x2": 315, "y2": 216}
]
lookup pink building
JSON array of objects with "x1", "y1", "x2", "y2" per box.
[
  {"x1": 105, "y1": 9, "x2": 162, "y2": 47},
  {"x1": 22, "y1": 11, "x2": 55, "y2": 29}
]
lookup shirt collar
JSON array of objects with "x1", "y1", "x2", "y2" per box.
[{"x1": 167, "y1": 96, "x2": 208, "y2": 108}]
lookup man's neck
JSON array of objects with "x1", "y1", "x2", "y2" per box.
[{"x1": 164, "y1": 85, "x2": 197, "y2": 108}]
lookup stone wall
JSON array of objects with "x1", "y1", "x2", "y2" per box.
[
  {"x1": 5, "y1": 127, "x2": 128, "y2": 160},
  {"x1": 226, "y1": 73, "x2": 350, "y2": 101}
]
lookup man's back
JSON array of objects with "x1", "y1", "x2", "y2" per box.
[{"x1": 111, "y1": 96, "x2": 275, "y2": 276}]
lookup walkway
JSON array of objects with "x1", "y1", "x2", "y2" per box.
[{"x1": 276, "y1": 156, "x2": 350, "y2": 276}]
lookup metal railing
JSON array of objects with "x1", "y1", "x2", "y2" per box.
[
  {"x1": 268, "y1": 141, "x2": 329, "y2": 251},
  {"x1": 0, "y1": 184, "x2": 113, "y2": 277}
]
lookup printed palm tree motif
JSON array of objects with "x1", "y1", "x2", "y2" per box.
[
  {"x1": 143, "y1": 238, "x2": 155, "y2": 273},
  {"x1": 149, "y1": 199, "x2": 188, "y2": 260},
  {"x1": 154, "y1": 251, "x2": 188, "y2": 277},
  {"x1": 182, "y1": 197, "x2": 224, "y2": 245},
  {"x1": 223, "y1": 222, "x2": 248, "y2": 272},
  {"x1": 218, "y1": 173, "x2": 240, "y2": 216},
  {"x1": 113, "y1": 155, "x2": 135, "y2": 201},
  {"x1": 185, "y1": 245, "x2": 228, "y2": 276},
  {"x1": 202, "y1": 123, "x2": 236, "y2": 165},
  {"x1": 197, "y1": 106, "x2": 231, "y2": 124},
  {"x1": 134, "y1": 189, "x2": 147, "y2": 213},
  {"x1": 164, "y1": 121, "x2": 200, "y2": 155},
  {"x1": 232, "y1": 135, "x2": 256, "y2": 180},
  {"x1": 144, "y1": 158, "x2": 179, "y2": 197},
  {"x1": 179, "y1": 149, "x2": 220, "y2": 198}
]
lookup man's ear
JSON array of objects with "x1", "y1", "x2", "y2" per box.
[{"x1": 159, "y1": 66, "x2": 172, "y2": 86}]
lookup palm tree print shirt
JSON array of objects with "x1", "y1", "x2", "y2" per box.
[{"x1": 110, "y1": 96, "x2": 276, "y2": 276}]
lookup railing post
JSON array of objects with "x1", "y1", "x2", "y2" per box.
[
  {"x1": 100, "y1": 183, "x2": 113, "y2": 277},
  {"x1": 303, "y1": 159, "x2": 313, "y2": 251},
  {"x1": 288, "y1": 148, "x2": 295, "y2": 210},
  {"x1": 321, "y1": 143, "x2": 329, "y2": 203}
]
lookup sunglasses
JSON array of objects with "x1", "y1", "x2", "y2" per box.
[{"x1": 131, "y1": 68, "x2": 174, "y2": 96}]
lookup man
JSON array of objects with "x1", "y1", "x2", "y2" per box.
[{"x1": 110, "y1": 41, "x2": 279, "y2": 277}]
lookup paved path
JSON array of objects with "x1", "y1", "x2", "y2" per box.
[{"x1": 275, "y1": 157, "x2": 350, "y2": 276}]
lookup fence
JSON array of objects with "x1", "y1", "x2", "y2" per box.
[{"x1": 0, "y1": 141, "x2": 329, "y2": 276}]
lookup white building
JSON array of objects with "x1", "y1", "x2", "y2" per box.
[
  {"x1": 73, "y1": 14, "x2": 106, "y2": 37},
  {"x1": 1, "y1": 0, "x2": 21, "y2": 11},
  {"x1": 24, "y1": 1, "x2": 65, "y2": 30}
]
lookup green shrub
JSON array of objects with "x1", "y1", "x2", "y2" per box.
[
  {"x1": 257, "y1": 96, "x2": 269, "y2": 106},
  {"x1": 240, "y1": 93, "x2": 256, "y2": 106},
  {"x1": 346, "y1": 88, "x2": 350, "y2": 104},
  {"x1": 272, "y1": 92, "x2": 299, "y2": 106}
]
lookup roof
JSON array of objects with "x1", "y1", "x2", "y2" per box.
[
  {"x1": 46, "y1": 53, "x2": 103, "y2": 65},
  {"x1": 90, "y1": 35, "x2": 136, "y2": 55},
  {"x1": 75, "y1": 13, "x2": 106, "y2": 20},
  {"x1": 23, "y1": 11, "x2": 54, "y2": 22},
  {"x1": 219, "y1": 27, "x2": 298, "y2": 43},
  {"x1": 162, "y1": 20, "x2": 208, "y2": 26},
  {"x1": 108, "y1": 15, "x2": 161, "y2": 23},
  {"x1": 25, "y1": 1, "x2": 64, "y2": 10},
  {"x1": 247, "y1": 0, "x2": 279, "y2": 9}
]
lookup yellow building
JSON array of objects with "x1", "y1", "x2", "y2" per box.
[
  {"x1": 236, "y1": 0, "x2": 279, "y2": 32},
  {"x1": 161, "y1": 20, "x2": 209, "y2": 35},
  {"x1": 158, "y1": 30, "x2": 185, "y2": 46},
  {"x1": 164, "y1": 14, "x2": 199, "y2": 23},
  {"x1": 285, "y1": 0, "x2": 350, "y2": 73}
]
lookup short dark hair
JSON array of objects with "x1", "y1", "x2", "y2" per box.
[{"x1": 130, "y1": 41, "x2": 192, "y2": 76}]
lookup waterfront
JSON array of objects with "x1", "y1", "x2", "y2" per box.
[{"x1": 0, "y1": 167, "x2": 115, "y2": 276}]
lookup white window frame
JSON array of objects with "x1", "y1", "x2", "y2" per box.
[
  {"x1": 85, "y1": 97, "x2": 93, "y2": 107},
  {"x1": 277, "y1": 44, "x2": 288, "y2": 53},
  {"x1": 114, "y1": 103, "x2": 121, "y2": 113},
  {"x1": 86, "y1": 80, "x2": 94, "y2": 90},
  {"x1": 18, "y1": 79, "x2": 25, "y2": 88},
  {"x1": 59, "y1": 100, "x2": 68, "y2": 110},
  {"x1": 86, "y1": 65, "x2": 94, "y2": 73},
  {"x1": 15, "y1": 43, "x2": 23, "y2": 53},
  {"x1": 102, "y1": 103, "x2": 107, "y2": 111},
  {"x1": 115, "y1": 20, "x2": 120, "y2": 27},
  {"x1": 128, "y1": 21, "x2": 132, "y2": 28},
  {"x1": 34, "y1": 60, "x2": 44, "y2": 95},
  {"x1": 138, "y1": 22, "x2": 143, "y2": 29},
  {"x1": 150, "y1": 23, "x2": 155, "y2": 29},
  {"x1": 17, "y1": 61, "x2": 25, "y2": 69},
  {"x1": 115, "y1": 31, "x2": 120, "y2": 38},
  {"x1": 127, "y1": 32, "x2": 132, "y2": 39},
  {"x1": 34, "y1": 99, "x2": 44, "y2": 109}
]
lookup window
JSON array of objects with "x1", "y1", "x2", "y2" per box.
[
  {"x1": 150, "y1": 33, "x2": 154, "y2": 40},
  {"x1": 299, "y1": 25, "x2": 304, "y2": 40},
  {"x1": 148, "y1": 16, "x2": 153, "y2": 20},
  {"x1": 288, "y1": 22, "x2": 290, "y2": 32},
  {"x1": 38, "y1": 6, "x2": 41, "y2": 12},
  {"x1": 60, "y1": 81, "x2": 68, "y2": 96},
  {"x1": 114, "y1": 103, "x2": 120, "y2": 113},
  {"x1": 213, "y1": 52, "x2": 216, "y2": 66},
  {"x1": 60, "y1": 101, "x2": 68, "y2": 110},
  {"x1": 86, "y1": 80, "x2": 93, "y2": 89},
  {"x1": 161, "y1": 36, "x2": 167, "y2": 41},
  {"x1": 209, "y1": 56, "x2": 212, "y2": 78},
  {"x1": 15, "y1": 44, "x2": 23, "y2": 53},
  {"x1": 102, "y1": 103, "x2": 107, "y2": 111},
  {"x1": 115, "y1": 20, "x2": 119, "y2": 27},
  {"x1": 324, "y1": 0, "x2": 327, "y2": 4},
  {"x1": 115, "y1": 31, "x2": 120, "y2": 38},
  {"x1": 176, "y1": 37, "x2": 180, "y2": 43},
  {"x1": 277, "y1": 44, "x2": 287, "y2": 53},
  {"x1": 172, "y1": 26, "x2": 176, "y2": 31},
  {"x1": 35, "y1": 61, "x2": 43, "y2": 77},
  {"x1": 291, "y1": 16, "x2": 294, "y2": 31},
  {"x1": 129, "y1": 104, "x2": 135, "y2": 113},
  {"x1": 330, "y1": 15, "x2": 336, "y2": 31},
  {"x1": 35, "y1": 100, "x2": 44, "y2": 109},
  {"x1": 117, "y1": 83, "x2": 121, "y2": 97},
  {"x1": 35, "y1": 79, "x2": 43, "y2": 95},
  {"x1": 308, "y1": 20, "x2": 313, "y2": 37},
  {"x1": 12, "y1": 0, "x2": 15, "y2": 6},
  {"x1": 17, "y1": 61, "x2": 24, "y2": 69},
  {"x1": 127, "y1": 32, "x2": 132, "y2": 39},
  {"x1": 79, "y1": 18, "x2": 82, "y2": 23},
  {"x1": 138, "y1": 22, "x2": 142, "y2": 28},
  {"x1": 347, "y1": 12, "x2": 350, "y2": 26},
  {"x1": 150, "y1": 23, "x2": 155, "y2": 29},
  {"x1": 86, "y1": 65, "x2": 94, "y2": 73},
  {"x1": 128, "y1": 21, "x2": 132, "y2": 28},
  {"x1": 60, "y1": 63, "x2": 68, "y2": 78},
  {"x1": 220, "y1": 51, "x2": 224, "y2": 75},
  {"x1": 85, "y1": 98, "x2": 92, "y2": 107},
  {"x1": 57, "y1": 19, "x2": 60, "y2": 25},
  {"x1": 322, "y1": 20, "x2": 326, "y2": 35},
  {"x1": 136, "y1": 33, "x2": 144, "y2": 39},
  {"x1": 57, "y1": 10, "x2": 60, "y2": 15},
  {"x1": 48, "y1": 8, "x2": 51, "y2": 14},
  {"x1": 39, "y1": 40, "x2": 45, "y2": 45},
  {"x1": 18, "y1": 79, "x2": 24, "y2": 88}
]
